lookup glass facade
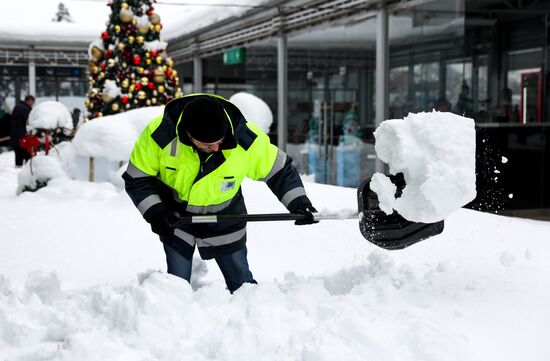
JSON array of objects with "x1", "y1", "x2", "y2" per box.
[
  {"x1": 189, "y1": 0, "x2": 549, "y2": 212},
  {"x1": 0, "y1": 66, "x2": 86, "y2": 113}
]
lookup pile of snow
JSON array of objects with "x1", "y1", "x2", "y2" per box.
[
  {"x1": 371, "y1": 111, "x2": 476, "y2": 223},
  {"x1": 28, "y1": 101, "x2": 73, "y2": 130},
  {"x1": 72, "y1": 106, "x2": 163, "y2": 161},
  {"x1": 1, "y1": 148, "x2": 550, "y2": 360},
  {"x1": 229, "y1": 92, "x2": 273, "y2": 133}
]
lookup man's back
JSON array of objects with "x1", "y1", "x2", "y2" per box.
[{"x1": 10, "y1": 102, "x2": 31, "y2": 146}]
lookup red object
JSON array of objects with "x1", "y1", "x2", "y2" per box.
[
  {"x1": 121, "y1": 95, "x2": 129, "y2": 104},
  {"x1": 151, "y1": 50, "x2": 159, "y2": 58},
  {"x1": 100, "y1": 63, "x2": 106, "y2": 70},
  {"x1": 135, "y1": 83, "x2": 142, "y2": 90},
  {"x1": 105, "y1": 50, "x2": 113, "y2": 57},
  {"x1": 19, "y1": 135, "x2": 41, "y2": 156},
  {"x1": 519, "y1": 70, "x2": 542, "y2": 124},
  {"x1": 101, "y1": 31, "x2": 109, "y2": 40},
  {"x1": 44, "y1": 130, "x2": 50, "y2": 155},
  {"x1": 133, "y1": 55, "x2": 142, "y2": 65},
  {"x1": 166, "y1": 69, "x2": 172, "y2": 78},
  {"x1": 147, "y1": 82, "x2": 155, "y2": 90}
]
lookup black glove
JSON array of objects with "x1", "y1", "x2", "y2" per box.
[
  {"x1": 293, "y1": 205, "x2": 319, "y2": 225},
  {"x1": 150, "y1": 211, "x2": 177, "y2": 237}
]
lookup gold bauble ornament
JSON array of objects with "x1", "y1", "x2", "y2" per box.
[
  {"x1": 129, "y1": 84, "x2": 135, "y2": 92},
  {"x1": 175, "y1": 88, "x2": 184, "y2": 97},
  {"x1": 146, "y1": 99, "x2": 151, "y2": 106},
  {"x1": 155, "y1": 56, "x2": 163, "y2": 65},
  {"x1": 137, "y1": 90, "x2": 147, "y2": 100},
  {"x1": 151, "y1": 98, "x2": 157, "y2": 105},
  {"x1": 146, "y1": 58, "x2": 152, "y2": 65},
  {"x1": 119, "y1": 8, "x2": 134, "y2": 23},
  {"x1": 128, "y1": 93, "x2": 133, "y2": 99},
  {"x1": 167, "y1": 58, "x2": 174, "y2": 67},
  {"x1": 90, "y1": 46, "x2": 103, "y2": 60},
  {"x1": 132, "y1": 19, "x2": 137, "y2": 25},
  {"x1": 153, "y1": 68, "x2": 165, "y2": 83},
  {"x1": 122, "y1": 62, "x2": 128, "y2": 68},
  {"x1": 134, "y1": 99, "x2": 138, "y2": 104},
  {"x1": 121, "y1": 79, "x2": 129, "y2": 88},
  {"x1": 102, "y1": 91, "x2": 112, "y2": 102},
  {"x1": 91, "y1": 65, "x2": 99, "y2": 74},
  {"x1": 111, "y1": 103, "x2": 120, "y2": 112},
  {"x1": 90, "y1": 88, "x2": 99, "y2": 96},
  {"x1": 128, "y1": 36, "x2": 135, "y2": 44},
  {"x1": 149, "y1": 24, "x2": 155, "y2": 31},
  {"x1": 107, "y1": 58, "x2": 116, "y2": 68},
  {"x1": 84, "y1": 99, "x2": 90, "y2": 108},
  {"x1": 98, "y1": 72, "x2": 105, "y2": 80},
  {"x1": 121, "y1": 2, "x2": 129, "y2": 9},
  {"x1": 162, "y1": 65, "x2": 167, "y2": 72},
  {"x1": 125, "y1": 103, "x2": 131, "y2": 109},
  {"x1": 97, "y1": 112, "x2": 103, "y2": 117},
  {"x1": 117, "y1": 42, "x2": 125, "y2": 51},
  {"x1": 149, "y1": 13, "x2": 161, "y2": 24},
  {"x1": 145, "y1": 52, "x2": 150, "y2": 58},
  {"x1": 154, "y1": 24, "x2": 162, "y2": 32},
  {"x1": 137, "y1": 67, "x2": 144, "y2": 74},
  {"x1": 136, "y1": 36, "x2": 144, "y2": 44},
  {"x1": 130, "y1": 73, "x2": 135, "y2": 79},
  {"x1": 157, "y1": 85, "x2": 165, "y2": 94},
  {"x1": 140, "y1": 77, "x2": 149, "y2": 85},
  {"x1": 137, "y1": 25, "x2": 149, "y2": 35},
  {"x1": 114, "y1": 25, "x2": 121, "y2": 33}
]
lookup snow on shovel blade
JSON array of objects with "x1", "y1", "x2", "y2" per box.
[{"x1": 357, "y1": 174, "x2": 444, "y2": 250}]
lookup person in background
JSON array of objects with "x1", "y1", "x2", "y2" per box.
[
  {"x1": 72, "y1": 108, "x2": 81, "y2": 131},
  {"x1": 0, "y1": 107, "x2": 11, "y2": 149},
  {"x1": 10, "y1": 95, "x2": 34, "y2": 167}
]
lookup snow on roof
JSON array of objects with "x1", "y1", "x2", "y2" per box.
[{"x1": 0, "y1": 0, "x2": 268, "y2": 45}]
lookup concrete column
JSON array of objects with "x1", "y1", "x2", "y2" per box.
[
  {"x1": 193, "y1": 56, "x2": 203, "y2": 93},
  {"x1": 277, "y1": 33, "x2": 288, "y2": 151},
  {"x1": 375, "y1": 6, "x2": 389, "y2": 173},
  {"x1": 28, "y1": 51, "x2": 36, "y2": 97}
]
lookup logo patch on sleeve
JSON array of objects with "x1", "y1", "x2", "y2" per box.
[{"x1": 220, "y1": 180, "x2": 236, "y2": 192}]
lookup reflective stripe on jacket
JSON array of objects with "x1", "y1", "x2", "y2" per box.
[{"x1": 123, "y1": 94, "x2": 311, "y2": 259}]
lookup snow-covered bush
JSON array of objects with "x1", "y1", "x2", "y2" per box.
[
  {"x1": 17, "y1": 142, "x2": 76, "y2": 194},
  {"x1": 229, "y1": 92, "x2": 273, "y2": 133}
]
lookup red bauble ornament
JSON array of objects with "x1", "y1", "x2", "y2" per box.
[
  {"x1": 151, "y1": 50, "x2": 159, "y2": 58},
  {"x1": 105, "y1": 50, "x2": 113, "y2": 57},
  {"x1": 147, "y1": 10, "x2": 153, "y2": 17},
  {"x1": 147, "y1": 82, "x2": 155, "y2": 90},
  {"x1": 100, "y1": 63, "x2": 106, "y2": 70},
  {"x1": 136, "y1": 83, "x2": 143, "y2": 90},
  {"x1": 166, "y1": 69, "x2": 172, "y2": 78},
  {"x1": 133, "y1": 55, "x2": 142, "y2": 65},
  {"x1": 121, "y1": 95, "x2": 129, "y2": 104},
  {"x1": 101, "y1": 31, "x2": 109, "y2": 40}
]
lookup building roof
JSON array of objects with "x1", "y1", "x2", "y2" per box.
[{"x1": 0, "y1": 0, "x2": 269, "y2": 47}]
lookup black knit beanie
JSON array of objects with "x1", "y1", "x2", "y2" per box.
[{"x1": 178, "y1": 97, "x2": 228, "y2": 143}]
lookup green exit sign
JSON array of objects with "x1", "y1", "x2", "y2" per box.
[{"x1": 223, "y1": 47, "x2": 246, "y2": 65}]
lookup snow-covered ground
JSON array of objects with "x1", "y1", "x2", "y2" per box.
[{"x1": 1, "y1": 151, "x2": 549, "y2": 360}]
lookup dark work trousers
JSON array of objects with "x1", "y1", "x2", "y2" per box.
[
  {"x1": 163, "y1": 243, "x2": 257, "y2": 293},
  {"x1": 13, "y1": 146, "x2": 29, "y2": 166}
]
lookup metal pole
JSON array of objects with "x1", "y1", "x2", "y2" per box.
[
  {"x1": 277, "y1": 32, "x2": 288, "y2": 151},
  {"x1": 375, "y1": 5, "x2": 389, "y2": 173},
  {"x1": 193, "y1": 56, "x2": 203, "y2": 93},
  {"x1": 28, "y1": 51, "x2": 36, "y2": 96}
]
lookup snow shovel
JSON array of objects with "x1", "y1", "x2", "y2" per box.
[{"x1": 172, "y1": 173, "x2": 443, "y2": 250}]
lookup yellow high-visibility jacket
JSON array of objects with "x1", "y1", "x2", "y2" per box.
[{"x1": 123, "y1": 94, "x2": 311, "y2": 259}]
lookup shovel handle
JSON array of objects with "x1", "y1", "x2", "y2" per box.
[{"x1": 171, "y1": 213, "x2": 358, "y2": 227}]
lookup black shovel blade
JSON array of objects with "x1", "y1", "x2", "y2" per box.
[{"x1": 357, "y1": 174, "x2": 444, "y2": 250}]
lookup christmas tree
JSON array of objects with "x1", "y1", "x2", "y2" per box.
[{"x1": 85, "y1": 0, "x2": 182, "y2": 119}]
